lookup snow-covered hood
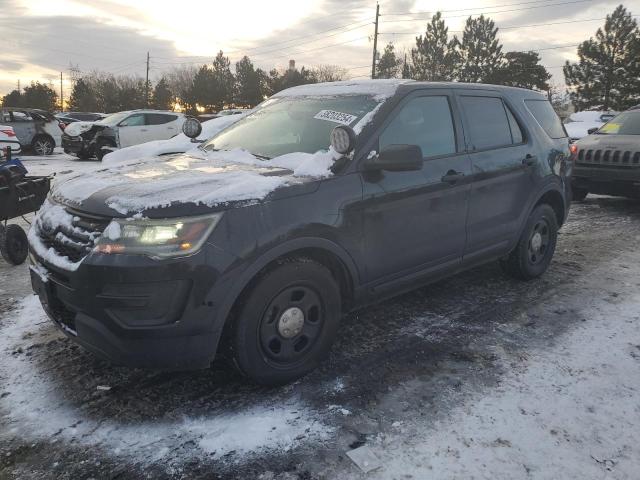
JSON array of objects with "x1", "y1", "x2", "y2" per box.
[
  {"x1": 49, "y1": 148, "x2": 338, "y2": 217},
  {"x1": 576, "y1": 134, "x2": 640, "y2": 151},
  {"x1": 64, "y1": 121, "x2": 98, "y2": 137}
]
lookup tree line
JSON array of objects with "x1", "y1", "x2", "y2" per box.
[{"x1": 1, "y1": 4, "x2": 638, "y2": 113}]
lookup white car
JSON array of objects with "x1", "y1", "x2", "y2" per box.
[
  {"x1": 564, "y1": 110, "x2": 618, "y2": 141},
  {"x1": 103, "y1": 112, "x2": 249, "y2": 164},
  {"x1": 0, "y1": 125, "x2": 22, "y2": 155},
  {"x1": 62, "y1": 110, "x2": 186, "y2": 160}
]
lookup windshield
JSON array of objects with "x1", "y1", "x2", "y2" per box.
[
  {"x1": 202, "y1": 95, "x2": 379, "y2": 159},
  {"x1": 597, "y1": 111, "x2": 640, "y2": 135},
  {"x1": 97, "y1": 112, "x2": 130, "y2": 126}
]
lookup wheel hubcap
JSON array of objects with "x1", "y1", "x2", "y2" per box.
[
  {"x1": 259, "y1": 286, "x2": 324, "y2": 366},
  {"x1": 277, "y1": 307, "x2": 305, "y2": 338},
  {"x1": 528, "y1": 219, "x2": 550, "y2": 264}
]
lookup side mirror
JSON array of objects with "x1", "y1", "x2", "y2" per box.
[
  {"x1": 366, "y1": 144, "x2": 423, "y2": 172},
  {"x1": 182, "y1": 117, "x2": 203, "y2": 141},
  {"x1": 587, "y1": 127, "x2": 599, "y2": 135}
]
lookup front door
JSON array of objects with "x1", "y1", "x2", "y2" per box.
[
  {"x1": 117, "y1": 113, "x2": 147, "y2": 147},
  {"x1": 8, "y1": 110, "x2": 36, "y2": 146},
  {"x1": 455, "y1": 92, "x2": 534, "y2": 258},
  {"x1": 359, "y1": 91, "x2": 471, "y2": 287}
]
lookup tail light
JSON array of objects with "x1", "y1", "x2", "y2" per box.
[
  {"x1": 569, "y1": 143, "x2": 578, "y2": 161},
  {"x1": 0, "y1": 128, "x2": 16, "y2": 137}
]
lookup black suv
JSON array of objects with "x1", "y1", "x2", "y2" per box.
[
  {"x1": 28, "y1": 81, "x2": 571, "y2": 385},
  {"x1": 571, "y1": 109, "x2": 640, "y2": 200}
]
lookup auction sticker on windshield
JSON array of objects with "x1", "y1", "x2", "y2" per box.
[{"x1": 314, "y1": 110, "x2": 358, "y2": 125}]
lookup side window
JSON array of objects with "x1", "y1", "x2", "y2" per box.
[
  {"x1": 379, "y1": 96, "x2": 456, "y2": 158},
  {"x1": 505, "y1": 106, "x2": 524, "y2": 144},
  {"x1": 459, "y1": 96, "x2": 513, "y2": 150},
  {"x1": 119, "y1": 114, "x2": 145, "y2": 127},
  {"x1": 524, "y1": 99, "x2": 567, "y2": 139},
  {"x1": 10, "y1": 111, "x2": 33, "y2": 122},
  {"x1": 146, "y1": 113, "x2": 177, "y2": 125},
  {"x1": 0, "y1": 111, "x2": 11, "y2": 123}
]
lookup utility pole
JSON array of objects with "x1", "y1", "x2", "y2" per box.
[
  {"x1": 60, "y1": 72, "x2": 64, "y2": 112},
  {"x1": 371, "y1": 3, "x2": 380, "y2": 79},
  {"x1": 145, "y1": 52, "x2": 150, "y2": 108}
]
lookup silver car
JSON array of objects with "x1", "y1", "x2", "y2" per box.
[{"x1": 0, "y1": 108, "x2": 62, "y2": 155}]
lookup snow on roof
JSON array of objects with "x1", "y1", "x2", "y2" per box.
[{"x1": 274, "y1": 79, "x2": 414, "y2": 100}]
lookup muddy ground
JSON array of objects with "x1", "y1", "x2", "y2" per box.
[{"x1": 1, "y1": 173, "x2": 639, "y2": 479}]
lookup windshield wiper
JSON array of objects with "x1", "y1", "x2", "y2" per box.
[{"x1": 252, "y1": 153, "x2": 272, "y2": 160}]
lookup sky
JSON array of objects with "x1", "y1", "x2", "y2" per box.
[{"x1": 1, "y1": 0, "x2": 639, "y2": 97}]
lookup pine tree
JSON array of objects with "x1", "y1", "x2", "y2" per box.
[
  {"x1": 68, "y1": 78, "x2": 97, "y2": 112},
  {"x1": 492, "y1": 51, "x2": 550, "y2": 90},
  {"x1": 376, "y1": 43, "x2": 402, "y2": 79},
  {"x1": 401, "y1": 54, "x2": 412, "y2": 79},
  {"x1": 22, "y1": 82, "x2": 58, "y2": 111},
  {"x1": 455, "y1": 15, "x2": 503, "y2": 83},
  {"x1": 2, "y1": 90, "x2": 22, "y2": 108},
  {"x1": 235, "y1": 56, "x2": 264, "y2": 107},
  {"x1": 152, "y1": 77, "x2": 174, "y2": 110},
  {"x1": 411, "y1": 12, "x2": 457, "y2": 81},
  {"x1": 564, "y1": 5, "x2": 640, "y2": 110},
  {"x1": 211, "y1": 51, "x2": 234, "y2": 110},
  {"x1": 191, "y1": 65, "x2": 217, "y2": 112}
]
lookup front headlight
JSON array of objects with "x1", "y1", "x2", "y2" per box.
[{"x1": 94, "y1": 213, "x2": 222, "y2": 259}]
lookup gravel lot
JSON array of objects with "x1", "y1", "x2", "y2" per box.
[{"x1": 1, "y1": 152, "x2": 639, "y2": 479}]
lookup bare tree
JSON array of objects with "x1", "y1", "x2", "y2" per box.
[{"x1": 311, "y1": 65, "x2": 348, "y2": 82}]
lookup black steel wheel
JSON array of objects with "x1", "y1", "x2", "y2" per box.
[
  {"x1": 501, "y1": 204, "x2": 558, "y2": 280},
  {"x1": 0, "y1": 224, "x2": 29, "y2": 265},
  {"x1": 229, "y1": 258, "x2": 341, "y2": 385}
]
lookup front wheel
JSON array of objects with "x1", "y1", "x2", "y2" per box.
[
  {"x1": 0, "y1": 224, "x2": 29, "y2": 265},
  {"x1": 31, "y1": 135, "x2": 55, "y2": 156},
  {"x1": 229, "y1": 258, "x2": 341, "y2": 385},
  {"x1": 500, "y1": 204, "x2": 558, "y2": 281}
]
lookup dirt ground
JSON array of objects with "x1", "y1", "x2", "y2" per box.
[{"x1": 1, "y1": 153, "x2": 639, "y2": 479}]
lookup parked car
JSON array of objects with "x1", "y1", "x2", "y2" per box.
[
  {"x1": 62, "y1": 110, "x2": 186, "y2": 160},
  {"x1": 103, "y1": 111, "x2": 249, "y2": 163},
  {"x1": 0, "y1": 125, "x2": 22, "y2": 155},
  {"x1": 563, "y1": 110, "x2": 618, "y2": 141},
  {"x1": 0, "y1": 108, "x2": 62, "y2": 155},
  {"x1": 571, "y1": 108, "x2": 640, "y2": 200},
  {"x1": 28, "y1": 80, "x2": 571, "y2": 385}
]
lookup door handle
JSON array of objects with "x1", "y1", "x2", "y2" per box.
[
  {"x1": 140, "y1": 129, "x2": 148, "y2": 132},
  {"x1": 441, "y1": 170, "x2": 465, "y2": 184},
  {"x1": 522, "y1": 154, "x2": 537, "y2": 167}
]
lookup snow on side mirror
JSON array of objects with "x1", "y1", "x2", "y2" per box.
[
  {"x1": 182, "y1": 117, "x2": 203, "y2": 141},
  {"x1": 330, "y1": 125, "x2": 356, "y2": 155}
]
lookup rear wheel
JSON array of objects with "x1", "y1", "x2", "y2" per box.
[
  {"x1": 229, "y1": 258, "x2": 341, "y2": 385},
  {"x1": 501, "y1": 204, "x2": 558, "y2": 280},
  {"x1": 0, "y1": 224, "x2": 29, "y2": 265},
  {"x1": 31, "y1": 135, "x2": 54, "y2": 156},
  {"x1": 572, "y1": 186, "x2": 588, "y2": 201}
]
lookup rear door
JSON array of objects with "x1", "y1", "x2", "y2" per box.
[
  {"x1": 8, "y1": 110, "x2": 36, "y2": 146},
  {"x1": 359, "y1": 90, "x2": 472, "y2": 285},
  {"x1": 456, "y1": 91, "x2": 534, "y2": 259},
  {"x1": 117, "y1": 113, "x2": 147, "y2": 147},
  {"x1": 144, "y1": 113, "x2": 180, "y2": 141}
]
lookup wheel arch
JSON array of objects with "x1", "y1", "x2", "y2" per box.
[
  {"x1": 534, "y1": 188, "x2": 566, "y2": 228},
  {"x1": 212, "y1": 237, "x2": 359, "y2": 354}
]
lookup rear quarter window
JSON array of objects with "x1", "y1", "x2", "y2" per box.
[{"x1": 524, "y1": 99, "x2": 567, "y2": 139}]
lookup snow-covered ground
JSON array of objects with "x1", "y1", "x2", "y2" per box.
[{"x1": 1, "y1": 151, "x2": 639, "y2": 479}]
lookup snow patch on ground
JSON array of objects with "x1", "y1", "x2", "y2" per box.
[{"x1": 0, "y1": 296, "x2": 332, "y2": 463}]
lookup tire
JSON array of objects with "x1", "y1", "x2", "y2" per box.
[
  {"x1": 31, "y1": 135, "x2": 55, "y2": 156},
  {"x1": 95, "y1": 140, "x2": 115, "y2": 161},
  {"x1": 229, "y1": 258, "x2": 342, "y2": 385},
  {"x1": 0, "y1": 224, "x2": 29, "y2": 265},
  {"x1": 572, "y1": 186, "x2": 588, "y2": 201},
  {"x1": 500, "y1": 204, "x2": 558, "y2": 281}
]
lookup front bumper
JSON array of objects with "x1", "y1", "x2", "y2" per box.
[
  {"x1": 62, "y1": 134, "x2": 88, "y2": 155},
  {"x1": 572, "y1": 165, "x2": 640, "y2": 197},
  {"x1": 29, "y1": 245, "x2": 238, "y2": 370}
]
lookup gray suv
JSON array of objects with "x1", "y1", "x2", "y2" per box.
[{"x1": 0, "y1": 108, "x2": 62, "y2": 155}]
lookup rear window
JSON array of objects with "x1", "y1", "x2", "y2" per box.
[
  {"x1": 459, "y1": 96, "x2": 513, "y2": 150},
  {"x1": 146, "y1": 113, "x2": 178, "y2": 125},
  {"x1": 525, "y1": 99, "x2": 567, "y2": 139}
]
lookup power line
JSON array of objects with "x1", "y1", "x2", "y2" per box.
[
  {"x1": 383, "y1": 0, "x2": 577, "y2": 15},
  {"x1": 380, "y1": 0, "x2": 593, "y2": 23}
]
